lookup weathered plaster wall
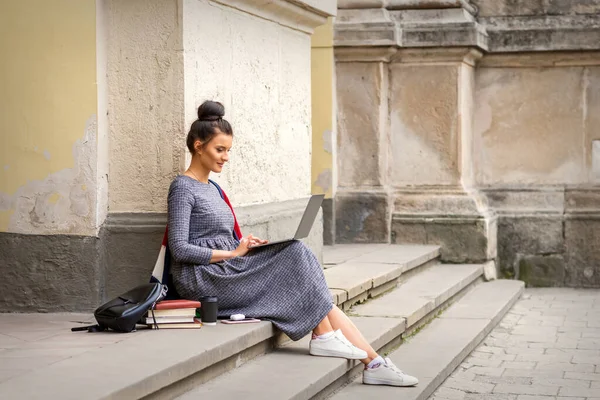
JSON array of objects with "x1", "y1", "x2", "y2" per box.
[
  {"x1": 107, "y1": 0, "x2": 184, "y2": 212},
  {"x1": 0, "y1": 0, "x2": 335, "y2": 311},
  {"x1": 311, "y1": 18, "x2": 337, "y2": 245},
  {"x1": 390, "y1": 64, "x2": 460, "y2": 186},
  {"x1": 474, "y1": 56, "x2": 600, "y2": 287},
  {"x1": 182, "y1": 0, "x2": 313, "y2": 206},
  {"x1": 311, "y1": 18, "x2": 336, "y2": 198},
  {"x1": 332, "y1": 1, "x2": 600, "y2": 285},
  {"x1": 0, "y1": 0, "x2": 99, "y2": 235},
  {"x1": 96, "y1": 0, "x2": 110, "y2": 230},
  {"x1": 337, "y1": 62, "x2": 388, "y2": 188},
  {"x1": 472, "y1": 0, "x2": 600, "y2": 17},
  {"x1": 474, "y1": 64, "x2": 595, "y2": 186}
]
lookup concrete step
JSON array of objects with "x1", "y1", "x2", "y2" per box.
[
  {"x1": 328, "y1": 280, "x2": 525, "y2": 400},
  {"x1": 0, "y1": 245, "x2": 439, "y2": 400},
  {"x1": 324, "y1": 245, "x2": 441, "y2": 309},
  {"x1": 350, "y1": 263, "x2": 485, "y2": 329},
  {"x1": 177, "y1": 316, "x2": 406, "y2": 400},
  {"x1": 173, "y1": 263, "x2": 487, "y2": 400},
  {"x1": 0, "y1": 320, "x2": 276, "y2": 400}
]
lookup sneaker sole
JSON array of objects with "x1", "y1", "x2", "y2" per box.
[
  {"x1": 362, "y1": 377, "x2": 419, "y2": 387},
  {"x1": 309, "y1": 347, "x2": 367, "y2": 360}
]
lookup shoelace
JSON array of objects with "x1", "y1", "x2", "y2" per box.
[
  {"x1": 384, "y1": 358, "x2": 405, "y2": 376},
  {"x1": 335, "y1": 332, "x2": 364, "y2": 354},
  {"x1": 335, "y1": 334, "x2": 354, "y2": 349}
]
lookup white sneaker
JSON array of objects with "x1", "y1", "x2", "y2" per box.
[
  {"x1": 309, "y1": 329, "x2": 368, "y2": 360},
  {"x1": 363, "y1": 357, "x2": 419, "y2": 387}
]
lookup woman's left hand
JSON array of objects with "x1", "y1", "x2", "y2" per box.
[{"x1": 248, "y1": 236, "x2": 268, "y2": 247}]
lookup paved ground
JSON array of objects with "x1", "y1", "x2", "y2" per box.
[
  {"x1": 429, "y1": 288, "x2": 600, "y2": 400},
  {"x1": 0, "y1": 312, "x2": 130, "y2": 384},
  {"x1": 2, "y1": 287, "x2": 599, "y2": 399}
]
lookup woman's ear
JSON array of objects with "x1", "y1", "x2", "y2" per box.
[{"x1": 194, "y1": 140, "x2": 203, "y2": 154}]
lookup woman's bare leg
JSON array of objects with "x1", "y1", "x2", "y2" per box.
[
  {"x1": 327, "y1": 305, "x2": 378, "y2": 364},
  {"x1": 312, "y1": 315, "x2": 334, "y2": 336}
]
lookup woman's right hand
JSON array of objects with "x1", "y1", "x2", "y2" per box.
[{"x1": 233, "y1": 234, "x2": 255, "y2": 258}]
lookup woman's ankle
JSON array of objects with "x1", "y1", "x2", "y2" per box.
[
  {"x1": 312, "y1": 330, "x2": 335, "y2": 340},
  {"x1": 366, "y1": 355, "x2": 385, "y2": 369}
]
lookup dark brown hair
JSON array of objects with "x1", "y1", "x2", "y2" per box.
[{"x1": 186, "y1": 101, "x2": 233, "y2": 153}]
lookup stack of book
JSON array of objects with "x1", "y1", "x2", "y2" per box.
[{"x1": 145, "y1": 299, "x2": 202, "y2": 329}]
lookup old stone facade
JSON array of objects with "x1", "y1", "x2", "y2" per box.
[
  {"x1": 0, "y1": 0, "x2": 335, "y2": 312},
  {"x1": 332, "y1": 0, "x2": 600, "y2": 287}
]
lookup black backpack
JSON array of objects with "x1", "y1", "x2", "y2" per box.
[{"x1": 72, "y1": 283, "x2": 167, "y2": 333}]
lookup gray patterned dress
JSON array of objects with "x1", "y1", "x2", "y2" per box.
[{"x1": 167, "y1": 175, "x2": 333, "y2": 341}]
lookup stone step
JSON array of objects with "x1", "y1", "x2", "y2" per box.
[
  {"x1": 324, "y1": 244, "x2": 441, "y2": 309},
  {"x1": 176, "y1": 316, "x2": 406, "y2": 400},
  {"x1": 0, "y1": 320, "x2": 276, "y2": 400},
  {"x1": 329, "y1": 280, "x2": 525, "y2": 400},
  {"x1": 350, "y1": 263, "x2": 485, "y2": 328},
  {"x1": 173, "y1": 263, "x2": 486, "y2": 400},
  {"x1": 0, "y1": 245, "x2": 439, "y2": 400}
]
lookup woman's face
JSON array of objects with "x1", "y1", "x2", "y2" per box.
[{"x1": 197, "y1": 131, "x2": 232, "y2": 174}]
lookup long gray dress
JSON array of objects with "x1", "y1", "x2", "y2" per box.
[{"x1": 167, "y1": 175, "x2": 333, "y2": 341}]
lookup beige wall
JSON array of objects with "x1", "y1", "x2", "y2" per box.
[
  {"x1": 474, "y1": 59, "x2": 599, "y2": 186},
  {"x1": 0, "y1": 0, "x2": 331, "y2": 225},
  {"x1": 336, "y1": 62, "x2": 388, "y2": 188},
  {"x1": 0, "y1": 0, "x2": 99, "y2": 235},
  {"x1": 106, "y1": 0, "x2": 184, "y2": 213},
  {"x1": 311, "y1": 18, "x2": 336, "y2": 198},
  {"x1": 390, "y1": 64, "x2": 460, "y2": 187},
  {"x1": 108, "y1": 0, "x2": 318, "y2": 211},
  {"x1": 183, "y1": 0, "x2": 313, "y2": 206}
]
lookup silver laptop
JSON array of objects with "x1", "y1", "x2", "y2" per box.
[{"x1": 248, "y1": 194, "x2": 325, "y2": 249}]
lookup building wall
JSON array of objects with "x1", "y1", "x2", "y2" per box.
[
  {"x1": 311, "y1": 18, "x2": 336, "y2": 244},
  {"x1": 182, "y1": 0, "x2": 312, "y2": 206},
  {"x1": 333, "y1": 0, "x2": 600, "y2": 286},
  {"x1": 0, "y1": 0, "x2": 99, "y2": 235},
  {"x1": 474, "y1": 64, "x2": 598, "y2": 186},
  {"x1": 472, "y1": 0, "x2": 600, "y2": 16},
  {"x1": 0, "y1": 0, "x2": 334, "y2": 311},
  {"x1": 311, "y1": 18, "x2": 336, "y2": 198},
  {"x1": 390, "y1": 64, "x2": 460, "y2": 187},
  {"x1": 100, "y1": 0, "x2": 332, "y2": 300},
  {"x1": 0, "y1": 0, "x2": 108, "y2": 311},
  {"x1": 106, "y1": 0, "x2": 184, "y2": 213},
  {"x1": 473, "y1": 55, "x2": 600, "y2": 287}
]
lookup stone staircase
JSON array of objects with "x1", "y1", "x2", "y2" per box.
[
  {"x1": 0, "y1": 245, "x2": 524, "y2": 400},
  {"x1": 174, "y1": 246, "x2": 522, "y2": 400}
]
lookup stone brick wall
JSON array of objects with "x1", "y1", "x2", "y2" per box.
[{"x1": 333, "y1": 0, "x2": 600, "y2": 287}]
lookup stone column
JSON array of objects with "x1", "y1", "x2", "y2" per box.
[
  {"x1": 335, "y1": 0, "x2": 600, "y2": 287},
  {"x1": 334, "y1": 1, "x2": 497, "y2": 264},
  {"x1": 0, "y1": 0, "x2": 337, "y2": 311},
  {"x1": 311, "y1": 18, "x2": 338, "y2": 245},
  {"x1": 0, "y1": 0, "x2": 105, "y2": 312},
  {"x1": 103, "y1": 0, "x2": 336, "y2": 299},
  {"x1": 335, "y1": 47, "x2": 393, "y2": 243},
  {"x1": 471, "y1": 0, "x2": 600, "y2": 287},
  {"x1": 389, "y1": 48, "x2": 497, "y2": 264}
]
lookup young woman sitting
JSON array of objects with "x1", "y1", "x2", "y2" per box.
[{"x1": 167, "y1": 100, "x2": 418, "y2": 387}]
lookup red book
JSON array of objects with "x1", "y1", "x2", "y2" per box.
[{"x1": 155, "y1": 299, "x2": 201, "y2": 310}]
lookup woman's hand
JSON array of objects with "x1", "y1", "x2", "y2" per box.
[
  {"x1": 232, "y1": 234, "x2": 269, "y2": 258},
  {"x1": 248, "y1": 236, "x2": 268, "y2": 247},
  {"x1": 233, "y1": 234, "x2": 254, "y2": 258}
]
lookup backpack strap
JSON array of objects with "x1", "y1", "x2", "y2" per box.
[
  {"x1": 209, "y1": 179, "x2": 243, "y2": 240},
  {"x1": 71, "y1": 324, "x2": 105, "y2": 333}
]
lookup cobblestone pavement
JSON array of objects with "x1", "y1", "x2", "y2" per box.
[{"x1": 429, "y1": 288, "x2": 600, "y2": 400}]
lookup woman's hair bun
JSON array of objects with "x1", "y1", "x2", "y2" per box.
[
  {"x1": 187, "y1": 100, "x2": 233, "y2": 153},
  {"x1": 198, "y1": 101, "x2": 225, "y2": 121}
]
